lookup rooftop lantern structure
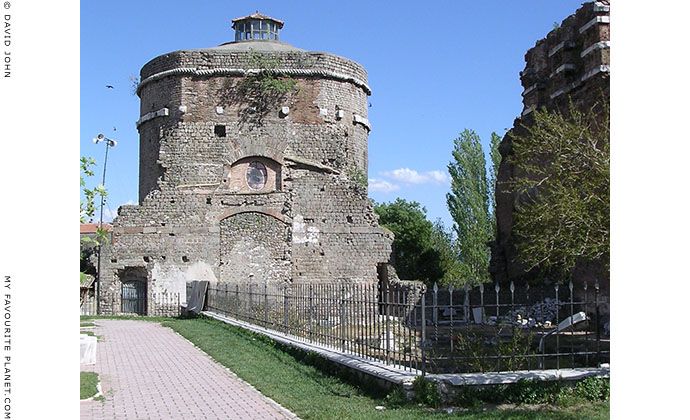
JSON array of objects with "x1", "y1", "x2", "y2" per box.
[{"x1": 232, "y1": 12, "x2": 284, "y2": 41}]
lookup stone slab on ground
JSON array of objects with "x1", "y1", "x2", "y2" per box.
[{"x1": 80, "y1": 319, "x2": 298, "y2": 420}]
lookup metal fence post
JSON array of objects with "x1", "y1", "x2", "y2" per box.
[
  {"x1": 264, "y1": 282, "x2": 269, "y2": 328},
  {"x1": 284, "y1": 284, "x2": 289, "y2": 334},
  {"x1": 309, "y1": 284, "x2": 313, "y2": 342},
  {"x1": 433, "y1": 282, "x2": 438, "y2": 342},
  {"x1": 421, "y1": 287, "x2": 426, "y2": 376},
  {"x1": 449, "y1": 283, "x2": 454, "y2": 353},
  {"x1": 595, "y1": 280, "x2": 601, "y2": 366},
  {"x1": 555, "y1": 284, "x2": 560, "y2": 370},
  {"x1": 510, "y1": 281, "x2": 515, "y2": 370},
  {"x1": 235, "y1": 284, "x2": 239, "y2": 319},
  {"x1": 340, "y1": 285, "x2": 346, "y2": 352},
  {"x1": 385, "y1": 281, "x2": 391, "y2": 366},
  {"x1": 249, "y1": 283, "x2": 253, "y2": 319}
]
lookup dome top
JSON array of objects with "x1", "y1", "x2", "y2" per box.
[{"x1": 232, "y1": 12, "x2": 284, "y2": 42}]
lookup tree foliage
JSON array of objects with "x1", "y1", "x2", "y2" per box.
[
  {"x1": 446, "y1": 129, "x2": 493, "y2": 285},
  {"x1": 488, "y1": 132, "x2": 503, "y2": 237},
  {"x1": 80, "y1": 156, "x2": 109, "y2": 247},
  {"x1": 223, "y1": 49, "x2": 300, "y2": 127},
  {"x1": 429, "y1": 219, "x2": 465, "y2": 287},
  {"x1": 374, "y1": 199, "x2": 444, "y2": 285},
  {"x1": 507, "y1": 101, "x2": 609, "y2": 278}
]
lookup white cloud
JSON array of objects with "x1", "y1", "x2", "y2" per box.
[
  {"x1": 102, "y1": 200, "x2": 136, "y2": 222},
  {"x1": 381, "y1": 168, "x2": 449, "y2": 185},
  {"x1": 368, "y1": 178, "x2": 400, "y2": 193}
]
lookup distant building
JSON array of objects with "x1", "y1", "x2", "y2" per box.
[
  {"x1": 80, "y1": 223, "x2": 113, "y2": 273},
  {"x1": 99, "y1": 13, "x2": 396, "y2": 315}
]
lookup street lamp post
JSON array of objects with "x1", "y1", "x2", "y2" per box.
[{"x1": 92, "y1": 134, "x2": 116, "y2": 315}]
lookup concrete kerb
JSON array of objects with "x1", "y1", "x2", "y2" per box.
[
  {"x1": 196, "y1": 308, "x2": 610, "y2": 399},
  {"x1": 199, "y1": 310, "x2": 417, "y2": 389}
]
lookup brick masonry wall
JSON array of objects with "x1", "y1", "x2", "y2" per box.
[
  {"x1": 491, "y1": 1, "x2": 610, "y2": 293},
  {"x1": 100, "y1": 40, "x2": 394, "y2": 315}
]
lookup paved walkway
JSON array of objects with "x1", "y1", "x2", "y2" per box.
[{"x1": 80, "y1": 320, "x2": 298, "y2": 420}]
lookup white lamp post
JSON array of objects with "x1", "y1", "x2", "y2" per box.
[{"x1": 92, "y1": 134, "x2": 116, "y2": 315}]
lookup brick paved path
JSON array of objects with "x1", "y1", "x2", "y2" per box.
[{"x1": 80, "y1": 320, "x2": 298, "y2": 420}]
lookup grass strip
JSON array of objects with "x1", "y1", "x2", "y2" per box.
[
  {"x1": 162, "y1": 316, "x2": 609, "y2": 420},
  {"x1": 80, "y1": 372, "x2": 99, "y2": 400}
]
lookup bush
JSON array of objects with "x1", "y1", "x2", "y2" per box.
[
  {"x1": 384, "y1": 388, "x2": 407, "y2": 407},
  {"x1": 575, "y1": 377, "x2": 610, "y2": 402},
  {"x1": 412, "y1": 376, "x2": 441, "y2": 408},
  {"x1": 452, "y1": 377, "x2": 609, "y2": 408}
]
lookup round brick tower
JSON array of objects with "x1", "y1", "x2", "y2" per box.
[{"x1": 102, "y1": 13, "x2": 394, "y2": 315}]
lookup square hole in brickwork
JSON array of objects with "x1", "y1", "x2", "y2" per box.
[
  {"x1": 182, "y1": 256, "x2": 189, "y2": 262},
  {"x1": 206, "y1": 197, "x2": 212, "y2": 204},
  {"x1": 214, "y1": 125, "x2": 226, "y2": 137},
  {"x1": 143, "y1": 256, "x2": 150, "y2": 263}
]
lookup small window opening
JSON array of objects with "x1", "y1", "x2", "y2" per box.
[
  {"x1": 246, "y1": 161, "x2": 268, "y2": 191},
  {"x1": 214, "y1": 125, "x2": 226, "y2": 137}
]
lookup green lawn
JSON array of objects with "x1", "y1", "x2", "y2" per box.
[
  {"x1": 80, "y1": 372, "x2": 99, "y2": 400},
  {"x1": 159, "y1": 316, "x2": 609, "y2": 420}
]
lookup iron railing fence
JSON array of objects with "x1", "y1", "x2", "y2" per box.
[{"x1": 191, "y1": 280, "x2": 609, "y2": 375}]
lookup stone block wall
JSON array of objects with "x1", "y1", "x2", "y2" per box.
[
  {"x1": 100, "y1": 39, "x2": 395, "y2": 315},
  {"x1": 491, "y1": 1, "x2": 610, "y2": 289}
]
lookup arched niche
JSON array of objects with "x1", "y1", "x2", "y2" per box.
[{"x1": 221, "y1": 156, "x2": 282, "y2": 194}]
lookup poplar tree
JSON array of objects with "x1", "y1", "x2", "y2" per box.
[
  {"x1": 488, "y1": 131, "x2": 503, "y2": 237},
  {"x1": 446, "y1": 130, "x2": 493, "y2": 285}
]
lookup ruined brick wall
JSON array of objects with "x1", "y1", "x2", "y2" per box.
[
  {"x1": 491, "y1": 1, "x2": 610, "y2": 287},
  {"x1": 99, "y1": 39, "x2": 394, "y2": 315}
]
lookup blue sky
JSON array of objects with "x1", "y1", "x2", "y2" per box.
[{"x1": 81, "y1": 0, "x2": 584, "y2": 228}]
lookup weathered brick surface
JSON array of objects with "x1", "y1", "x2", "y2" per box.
[
  {"x1": 100, "y1": 33, "x2": 394, "y2": 315},
  {"x1": 491, "y1": 1, "x2": 610, "y2": 291}
]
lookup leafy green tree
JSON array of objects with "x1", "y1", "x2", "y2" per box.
[
  {"x1": 507, "y1": 102, "x2": 609, "y2": 278},
  {"x1": 446, "y1": 129, "x2": 493, "y2": 285},
  {"x1": 374, "y1": 199, "x2": 443, "y2": 285},
  {"x1": 80, "y1": 157, "x2": 109, "y2": 247},
  {"x1": 429, "y1": 219, "x2": 465, "y2": 287}
]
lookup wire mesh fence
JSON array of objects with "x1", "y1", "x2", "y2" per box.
[{"x1": 193, "y1": 279, "x2": 609, "y2": 375}]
